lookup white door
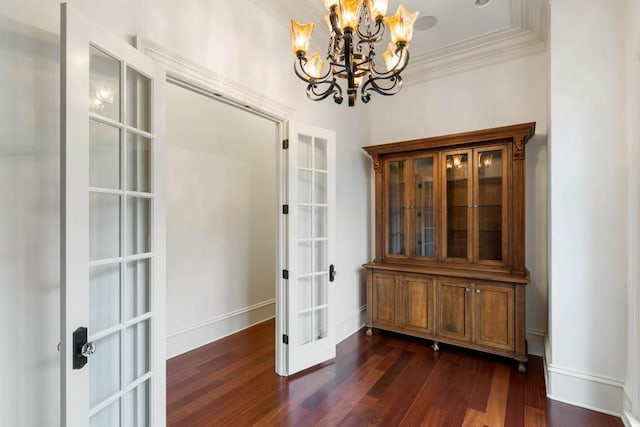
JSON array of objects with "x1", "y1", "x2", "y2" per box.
[
  {"x1": 60, "y1": 3, "x2": 166, "y2": 426},
  {"x1": 285, "y1": 122, "x2": 337, "y2": 375}
]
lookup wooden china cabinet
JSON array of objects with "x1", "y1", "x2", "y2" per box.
[{"x1": 363, "y1": 122, "x2": 535, "y2": 372}]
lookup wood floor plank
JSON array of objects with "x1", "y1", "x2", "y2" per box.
[
  {"x1": 483, "y1": 363, "x2": 510, "y2": 427},
  {"x1": 504, "y1": 359, "x2": 526, "y2": 426},
  {"x1": 462, "y1": 408, "x2": 486, "y2": 427},
  {"x1": 525, "y1": 404, "x2": 546, "y2": 427},
  {"x1": 166, "y1": 321, "x2": 624, "y2": 427}
]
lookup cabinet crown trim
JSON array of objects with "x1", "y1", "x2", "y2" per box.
[{"x1": 363, "y1": 122, "x2": 535, "y2": 157}]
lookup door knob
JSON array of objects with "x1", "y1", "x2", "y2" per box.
[{"x1": 73, "y1": 327, "x2": 95, "y2": 370}]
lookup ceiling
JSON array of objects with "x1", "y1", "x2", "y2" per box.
[{"x1": 252, "y1": 0, "x2": 548, "y2": 84}]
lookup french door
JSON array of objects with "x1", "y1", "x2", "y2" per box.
[
  {"x1": 284, "y1": 122, "x2": 337, "y2": 375},
  {"x1": 60, "y1": 3, "x2": 166, "y2": 426}
]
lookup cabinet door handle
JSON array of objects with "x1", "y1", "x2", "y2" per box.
[
  {"x1": 403, "y1": 280, "x2": 407, "y2": 285},
  {"x1": 465, "y1": 287, "x2": 470, "y2": 292},
  {"x1": 476, "y1": 289, "x2": 481, "y2": 294},
  {"x1": 395, "y1": 279, "x2": 399, "y2": 284}
]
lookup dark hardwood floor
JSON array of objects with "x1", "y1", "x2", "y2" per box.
[{"x1": 166, "y1": 319, "x2": 623, "y2": 427}]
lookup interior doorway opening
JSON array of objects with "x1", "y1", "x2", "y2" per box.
[{"x1": 164, "y1": 81, "x2": 280, "y2": 360}]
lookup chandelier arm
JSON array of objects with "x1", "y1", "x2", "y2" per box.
[
  {"x1": 306, "y1": 79, "x2": 344, "y2": 104},
  {"x1": 294, "y1": 57, "x2": 334, "y2": 83},
  {"x1": 369, "y1": 47, "x2": 411, "y2": 79},
  {"x1": 356, "y1": 21, "x2": 385, "y2": 44},
  {"x1": 360, "y1": 74, "x2": 403, "y2": 103}
]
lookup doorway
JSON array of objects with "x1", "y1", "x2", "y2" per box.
[{"x1": 164, "y1": 82, "x2": 279, "y2": 358}]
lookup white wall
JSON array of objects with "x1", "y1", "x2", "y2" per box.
[
  {"x1": 547, "y1": 0, "x2": 628, "y2": 415},
  {"x1": 626, "y1": 1, "x2": 640, "y2": 425},
  {"x1": 0, "y1": 0, "x2": 371, "y2": 425},
  {"x1": 165, "y1": 83, "x2": 277, "y2": 358},
  {"x1": 0, "y1": 13, "x2": 60, "y2": 427},
  {"x1": 370, "y1": 52, "x2": 549, "y2": 354}
]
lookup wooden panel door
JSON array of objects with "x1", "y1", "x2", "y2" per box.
[
  {"x1": 372, "y1": 272, "x2": 398, "y2": 327},
  {"x1": 436, "y1": 280, "x2": 472, "y2": 341},
  {"x1": 474, "y1": 283, "x2": 514, "y2": 351},
  {"x1": 402, "y1": 275, "x2": 435, "y2": 334}
]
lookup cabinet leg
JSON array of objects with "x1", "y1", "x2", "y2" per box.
[
  {"x1": 431, "y1": 341, "x2": 439, "y2": 352},
  {"x1": 365, "y1": 328, "x2": 373, "y2": 336},
  {"x1": 518, "y1": 362, "x2": 527, "y2": 373}
]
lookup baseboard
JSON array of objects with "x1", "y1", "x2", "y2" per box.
[
  {"x1": 623, "y1": 388, "x2": 640, "y2": 427},
  {"x1": 623, "y1": 412, "x2": 640, "y2": 427},
  {"x1": 166, "y1": 299, "x2": 276, "y2": 358},
  {"x1": 526, "y1": 328, "x2": 545, "y2": 356},
  {"x1": 544, "y1": 335, "x2": 624, "y2": 416},
  {"x1": 336, "y1": 305, "x2": 367, "y2": 343}
]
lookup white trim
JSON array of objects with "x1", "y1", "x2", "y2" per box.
[
  {"x1": 544, "y1": 345, "x2": 625, "y2": 416},
  {"x1": 336, "y1": 305, "x2": 367, "y2": 344},
  {"x1": 134, "y1": 37, "x2": 295, "y2": 123},
  {"x1": 624, "y1": 389, "x2": 640, "y2": 427},
  {"x1": 166, "y1": 299, "x2": 276, "y2": 358},
  {"x1": 624, "y1": 412, "x2": 640, "y2": 427},
  {"x1": 525, "y1": 328, "x2": 545, "y2": 356},
  {"x1": 133, "y1": 37, "x2": 295, "y2": 375}
]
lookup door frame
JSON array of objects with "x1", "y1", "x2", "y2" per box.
[{"x1": 134, "y1": 37, "x2": 296, "y2": 376}]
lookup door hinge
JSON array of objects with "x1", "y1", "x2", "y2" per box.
[
  {"x1": 282, "y1": 334, "x2": 289, "y2": 345},
  {"x1": 282, "y1": 269, "x2": 289, "y2": 279},
  {"x1": 282, "y1": 139, "x2": 289, "y2": 150},
  {"x1": 282, "y1": 204, "x2": 289, "y2": 214}
]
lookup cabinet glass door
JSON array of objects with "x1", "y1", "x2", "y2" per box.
[
  {"x1": 413, "y1": 157, "x2": 436, "y2": 258},
  {"x1": 387, "y1": 160, "x2": 406, "y2": 255},
  {"x1": 444, "y1": 151, "x2": 472, "y2": 261},
  {"x1": 475, "y1": 147, "x2": 507, "y2": 263}
]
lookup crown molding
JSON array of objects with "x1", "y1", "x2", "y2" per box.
[
  {"x1": 134, "y1": 37, "x2": 295, "y2": 122},
  {"x1": 253, "y1": 0, "x2": 549, "y2": 84},
  {"x1": 404, "y1": 0, "x2": 549, "y2": 84}
]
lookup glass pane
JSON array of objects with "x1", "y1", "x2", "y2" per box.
[
  {"x1": 298, "y1": 134, "x2": 312, "y2": 168},
  {"x1": 313, "y1": 172, "x2": 327, "y2": 204},
  {"x1": 314, "y1": 138, "x2": 327, "y2": 171},
  {"x1": 90, "y1": 46, "x2": 121, "y2": 121},
  {"x1": 124, "y1": 380, "x2": 150, "y2": 427},
  {"x1": 414, "y1": 157, "x2": 435, "y2": 257},
  {"x1": 314, "y1": 308, "x2": 328, "y2": 340},
  {"x1": 299, "y1": 276, "x2": 312, "y2": 310},
  {"x1": 126, "y1": 259, "x2": 149, "y2": 320},
  {"x1": 388, "y1": 160, "x2": 405, "y2": 255},
  {"x1": 126, "y1": 197, "x2": 150, "y2": 255},
  {"x1": 90, "y1": 399, "x2": 120, "y2": 427},
  {"x1": 478, "y1": 150, "x2": 503, "y2": 261},
  {"x1": 298, "y1": 205, "x2": 311, "y2": 239},
  {"x1": 126, "y1": 67, "x2": 151, "y2": 132},
  {"x1": 126, "y1": 132, "x2": 151, "y2": 193},
  {"x1": 298, "y1": 170, "x2": 311, "y2": 203},
  {"x1": 90, "y1": 120, "x2": 120, "y2": 189},
  {"x1": 314, "y1": 274, "x2": 328, "y2": 306},
  {"x1": 313, "y1": 206, "x2": 328, "y2": 238},
  {"x1": 126, "y1": 320, "x2": 150, "y2": 385},
  {"x1": 90, "y1": 264, "x2": 120, "y2": 334},
  {"x1": 90, "y1": 331, "x2": 121, "y2": 408},
  {"x1": 446, "y1": 154, "x2": 469, "y2": 259},
  {"x1": 90, "y1": 193, "x2": 121, "y2": 261},
  {"x1": 298, "y1": 241, "x2": 312, "y2": 275},
  {"x1": 312, "y1": 240, "x2": 327, "y2": 272},
  {"x1": 298, "y1": 311, "x2": 312, "y2": 345}
]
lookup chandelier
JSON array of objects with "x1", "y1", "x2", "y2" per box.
[{"x1": 290, "y1": 0, "x2": 419, "y2": 106}]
